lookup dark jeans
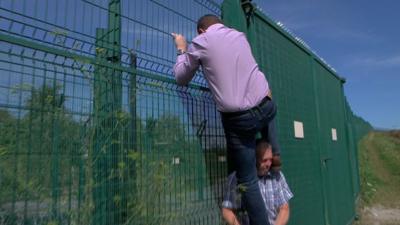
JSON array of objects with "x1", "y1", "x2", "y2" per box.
[{"x1": 221, "y1": 97, "x2": 278, "y2": 225}]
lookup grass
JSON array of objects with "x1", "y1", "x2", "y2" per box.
[{"x1": 358, "y1": 130, "x2": 400, "y2": 207}]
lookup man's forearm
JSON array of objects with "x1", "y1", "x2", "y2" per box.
[
  {"x1": 275, "y1": 204, "x2": 290, "y2": 225},
  {"x1": 222, "y1": 208, "x2": 241, "y2": 225}
]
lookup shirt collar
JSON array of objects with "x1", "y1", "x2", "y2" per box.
[
  {"x1": 259, "y1": 171, "x2": 277, "y2": 180},
  {"x1": 206, "y1": 23, "x2": 224, "y2": 32}
]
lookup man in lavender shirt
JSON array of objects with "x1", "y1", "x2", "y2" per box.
[{"x1": 172, "y1": 14, "x2": 281, "y2": 225}]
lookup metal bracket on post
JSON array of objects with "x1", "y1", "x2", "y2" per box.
[
  {"x1": 241, "y1": 0, "x2": 254, "y2": 25},
  {"x1": 196, "y1": 119, "x2": 207, "y2": 139}
]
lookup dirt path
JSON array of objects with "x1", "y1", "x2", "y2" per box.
[{"x1": 355, "y1": 205, "x2": 400, "y2": 225}]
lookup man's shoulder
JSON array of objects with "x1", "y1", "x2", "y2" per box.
[
  {"x1": 277, "y1": 171, "x2": 285, "y2": 179},
  {"x1": 199, "y1": 24, "x2": 244, "y2": 39},
  {"x1": 270, "y1": 170, "x2": 286, "y2": 178},
  {"x1": 192, "y1": 34, "x2": 208, "y2": 47},
  {"x1": 273, "y1": 171, "x2": 294, "y2": 202},
  {"x1": 267, "y1": 171, "x2": 290, "y2": 189},
  {"x1": 278, "y1": 171, "x2": 289, "y2": 182}
]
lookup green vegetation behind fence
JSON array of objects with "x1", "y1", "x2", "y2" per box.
[{"x1": 0, "y1": 0, "x2": 371, "y2": 225}]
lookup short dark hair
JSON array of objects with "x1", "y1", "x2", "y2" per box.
[{"x1": 197, "y1": 14, "x2": 222, "y2": 33}]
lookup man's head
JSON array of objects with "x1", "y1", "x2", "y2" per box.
[
  {"x1": 197, "y1": 14, "x2": 222, "y2": 34},
  {"x1": 256, "y1": 139, "x2": 273, "y2": 176}
]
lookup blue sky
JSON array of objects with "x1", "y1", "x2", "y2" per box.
[
  {"x1": 1, "y1": 0, "x2": 398, "y2": 129},
  {"x1": 253, "y1": 0, "x2": 400, "y2": 129}
]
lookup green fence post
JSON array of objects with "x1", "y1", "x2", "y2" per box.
[
  {"x1": 128, "y1": 48, "x2": 137, "y2": 225},
  {"x1": 92, "y1": 0, "x2": 124, "y2": 224}
]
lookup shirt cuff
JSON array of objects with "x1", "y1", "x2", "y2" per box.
[
  {"x1": 221, "y1": 200, "x2": 234, "y2": 209},
  {"x1": 176, "y1": 53, "x2": 187, "y2": 62}
]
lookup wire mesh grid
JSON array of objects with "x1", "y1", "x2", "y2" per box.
[
  {"x1": 0, "y1": 0, "x2": 226, "y2": 225},
  {"x1": 0, "y1": 1, "x2": 373, "y2": 225}
]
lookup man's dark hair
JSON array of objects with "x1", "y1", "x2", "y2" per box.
[{"x1": 197, "y1": 14, "x2": 222, "y2": 33}]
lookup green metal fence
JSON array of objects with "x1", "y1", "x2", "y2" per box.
[
  {"x1": 0, "y1": 0, "x2": 371, "y2": 225},
  {"x1": 0, "y1": 0, "x2": 225, "y2": 224}
]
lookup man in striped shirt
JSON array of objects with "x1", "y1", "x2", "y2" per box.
[{"x1": 222, "y1": 140, "x2": 293, "y2": 225}]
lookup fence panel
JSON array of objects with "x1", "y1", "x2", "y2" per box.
[
  {"x1": 0, "y1": 1, "x2": 373, "y2": 225},
  {"x1": 0, "y1": 1, "x2": 226, "y2": 225}
]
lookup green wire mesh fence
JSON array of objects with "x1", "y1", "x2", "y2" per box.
[
  {"x1": 0, "y1": 0, "x2": 225, "y2": 225},
  {"x1": 0, "y1": 0, "x2": 371, "y2": 225}
]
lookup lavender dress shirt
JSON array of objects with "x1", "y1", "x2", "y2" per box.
[{"x1": 173, "y1": 23, "x2": 269, "y2": 112}]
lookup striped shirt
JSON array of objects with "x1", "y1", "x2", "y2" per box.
[{"x1": 222, "y1": 171, "x2": 293, "y2": 225}]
